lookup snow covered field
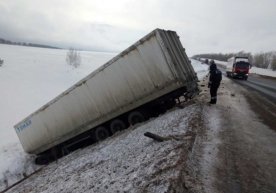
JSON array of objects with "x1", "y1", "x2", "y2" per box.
[
  {"x1": 0, "y1": 44, "x2": 207, "y2": 191},
  {"x1": 0, "y1": 44, "x2": 116, "y2": 190}
]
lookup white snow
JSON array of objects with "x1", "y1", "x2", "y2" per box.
[
  {"x1": 0, "y1": 44, "x2": 115, "y2": 146},
  {"x1": 200, "y1": 105, "x2": 221, "y2": 193},
  {"x1": 191, "y1": 59, "x2": 209, "y2": 80},
  {"x1": 249, "y1": 66, "x2": 276, "y2": 77},
  {"x1": 0, "y1": 44, "x2": 208, "y2": 191},
  {"x1": 0, "y1": 44, "x2": 115, "y2": 190}
]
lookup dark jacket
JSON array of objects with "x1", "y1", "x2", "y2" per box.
[{"x1": 209, "y1": 64, "x2": 222, "y2": 87}]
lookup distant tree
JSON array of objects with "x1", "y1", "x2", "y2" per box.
[
  {"x1": 271, "y1": 55, "x2": 276, "y2": 71},
  {"x1": 193, "y1": 51, "x2": 276, "y2": 69},
  {"x1": 0, "y1": 58, "x2": 4, "y2": 67},
  {"x1": 253, "y1": 53, "x2": 264, "y2": 68},
  {"x1": 252, "y1": 53, "x2": 272, "y2": 68},
  {"x1": 192, "y1": 51, "x2": 252, "y2": 62},
  {"x1": 66, "y1": 48, "x2": 81, "y2": 68}
]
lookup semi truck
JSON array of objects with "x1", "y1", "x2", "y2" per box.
[
  {"x1": 226, "y1": 56, "x2": 251, "y2": 80},
  {"x1": 14, "y1": 29, "x2": 199, "y2": 164}
]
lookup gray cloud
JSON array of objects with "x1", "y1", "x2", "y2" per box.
[{"x1": 0, "y1": 0, "x2": 275, "y2": 55}]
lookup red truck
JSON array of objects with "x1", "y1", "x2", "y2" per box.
[{"x1": 226, "y1": 56, "x2": 251, "y2": 80}]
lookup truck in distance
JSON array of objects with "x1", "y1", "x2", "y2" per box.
[
  {"x1": 14, "y1": 29, "x2": 199, "y2": 164},
  {"x1": 226, "y1": 56, "x2": 251, "y2": 80}
]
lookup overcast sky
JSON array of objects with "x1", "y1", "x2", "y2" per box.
[{"x1": 0, "y1": 0, "x2": 275, "y2": 56}]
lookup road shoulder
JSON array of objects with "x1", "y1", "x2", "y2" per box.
[{"x1": 184, "y1": 77, "x2": 276, "y2": 193}]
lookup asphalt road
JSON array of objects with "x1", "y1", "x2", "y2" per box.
[
  {"x1": 235, "y1": 74, "x2": 276, "y2": 103},
  {"x1": 216, "y1": 66, "x2": 276, "y2": 131},
  {"x1": 219, "y1": 67, "x2": 276, "y2": 104}
]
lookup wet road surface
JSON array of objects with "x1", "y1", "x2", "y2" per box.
[
  {"x1": 218, "y1": 65, "x2": 276, "y2": 103},
  {"x1": 234, "y1": 74, "x2": 276, "y2": 103}
]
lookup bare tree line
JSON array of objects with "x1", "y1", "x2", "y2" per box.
[
  {"x1": 193, "y1": 51, "x2": 276, "y2": 70},
  {"x1": 0, "y1": 38, "x2": 60, "y2": 49}
]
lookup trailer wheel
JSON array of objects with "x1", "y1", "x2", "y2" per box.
[
  {"x1": 128, "y1": 111, "x2": 145, "y2": 125},
  {"x1": 35, "y1": 155, "x2": 49, "y2": 165},
  {"x1": 110, "y1": 119, "x2": 126, "y2": 134},
  {"x1": 94, "y1": 126, "x2": 109, "y2": 141}
]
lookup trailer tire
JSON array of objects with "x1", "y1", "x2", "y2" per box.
[
  {"x1": 110, "y1": 119, "x2": 126, "y2": 134},
  {"x1": 35, "y1": 154, "x2": 50, "y2": 165},
  {"x1": 128, "y1": 111, "x2": 145, "y2": 125},
  {"x1": 94, "y1": 126, "x2": 109, "y2": 141}
]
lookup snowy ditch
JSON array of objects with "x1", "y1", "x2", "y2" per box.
[{"x1": 6, "y1": 104, "x2": 201, "y2": 193}]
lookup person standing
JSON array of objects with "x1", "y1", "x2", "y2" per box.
[{"x1": 208, "y1": 60, "x2": 222, "y2": 104}]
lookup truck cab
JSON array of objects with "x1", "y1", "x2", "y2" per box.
[{"x1": 226, "y1": 56, "x2": 251, "y2": 80}]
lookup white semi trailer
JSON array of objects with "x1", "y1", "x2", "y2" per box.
[{"x1": 14, "y1": 29, "x2": 198, "y2": 164}]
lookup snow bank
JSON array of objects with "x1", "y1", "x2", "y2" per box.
[
  {"x1": 190, "y1": 59, "x2": 209, "y2": 80},
  {"x1": 250, "y1": 67, "x2": 276, "y2": 77},
  {"x1": 0, "y1": 143, "x2": 40, "y2": 191}
]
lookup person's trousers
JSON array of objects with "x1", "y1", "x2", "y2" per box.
[{"x1": 210, "y1": 86, "x2": 219, "y2": 104}]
